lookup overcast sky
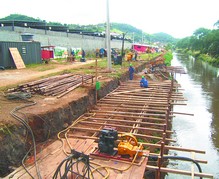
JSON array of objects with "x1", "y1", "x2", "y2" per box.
[{"x1": 0, "y1": 0, "x2": 218, "y2": 38}]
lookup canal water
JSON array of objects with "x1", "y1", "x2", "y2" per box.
[{"x1": 166, "y1": 53, "x2": 219, "y2": 179}]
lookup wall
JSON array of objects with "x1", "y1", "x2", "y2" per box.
[{"x1": 0, "y1": 27, "x2": 132, "y2": 51}]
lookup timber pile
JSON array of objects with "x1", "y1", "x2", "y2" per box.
[{"x1": 8, "y1": 74, "x2": 94, "y2": 97}]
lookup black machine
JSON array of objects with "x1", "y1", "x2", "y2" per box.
[{"x1": 98, "y1": 127, "x2": 118, "y2": 155}]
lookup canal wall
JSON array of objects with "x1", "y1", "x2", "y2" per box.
[{"x1": 0, "y1": 27, "x2": 132, "y2": 51}]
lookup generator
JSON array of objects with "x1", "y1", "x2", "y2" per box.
[
  {"x1": 98, "y1": 127, "x2": 118, "y2": 155},
  {"x1": 118, "y1": 133, "x2": 143, "y2": 158}
]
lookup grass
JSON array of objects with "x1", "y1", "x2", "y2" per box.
[
  {"x1": 164, "y1": 51, "x2": 173, "y2": 66},
  {"x1": 0, "y1": 124, "x2": 13, "y2": 136},
  {"x1": 26, "y1": 63, "x2": 57, "y2": 71},
  {"x1": 140, "y1": 52, "x2": 162, "y2": 61}
]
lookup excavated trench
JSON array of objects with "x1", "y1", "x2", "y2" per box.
[{"x1": 0, "y1": 62, "x2": 148, "y2": 177}]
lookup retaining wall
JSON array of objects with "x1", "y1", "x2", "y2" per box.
[{"x1": 0, "y1": 27, "x2": 132, "y2": 51}]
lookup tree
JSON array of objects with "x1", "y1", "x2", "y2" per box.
[
  {"x1": 193, "y1": 28, "x2": 211, "y2": 39},
  {"x1": 206, "y1": 30, "x2": 219, "y2": 57},
  {"x1": 214, "y1": 20, "x2": 219, "y2": 29},
  {"x1": 176, "y1": 37, "x2": 191, "y2": 49}
]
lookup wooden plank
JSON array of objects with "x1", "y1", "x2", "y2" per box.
[
  {"x1": 45, "y1": 139, "x2": 95, "y2": 178},
  {"x1": 9, "y1": 48, "x2": 26, "y2": 69},
  {"x1": 90, "y1": 151, "x2": 149, "y2": 179},
  {"x1": 78, "y1": 120, "x2": 171, "y2": 133},
  {"x1": 35, "y1": 139, "x2": 84, "y2": 178},
  {"x1": 146, "y1": 165, "x2": 214, "y2": 178},
  {"x1": 6, "y1": 140, "x2": 63, "y2": 179},
  {"x1": 86, "y1": 112, "x2": 166, "y2": 122},
  {"x1": 9, "y1": 139, "x2": 84, "y2": 179}
]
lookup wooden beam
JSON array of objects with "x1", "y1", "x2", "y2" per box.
[
  {"x1": 86, "y1": 113, "x2": 166, "y2": 122},
  {"x1": 141, "y1": 142, "x2": 205, "y2": 154},
  {"x1": 95, "y1": 106, "x2": 167, "y2": 114},
  {"x1": 98, "y1": 100, "x2": 186, "y2": 106},
  {"x1": 78, "y1": 121, "x2": 172, "y2": 134},
  {"x1": 69, "y1": 127, "x2": 175, "y2": 142},
  {"x1": 84, "y1": 116, "x2": 166, "y2": 127},
  {"x1": 96, "y1": 103, "x2": 168, "y2": 110},
  {"x1": 90, "y1": 110, "x2": 174, "y2": 118},
  {"x1": 146, "y1": 165, "x2": 213, "y2": 178}
]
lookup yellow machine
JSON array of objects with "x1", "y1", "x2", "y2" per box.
[{"x1": 118, "y1": 133, "x2": 143, "y2": 158}]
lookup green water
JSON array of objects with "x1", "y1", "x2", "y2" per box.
[{"x1": 166, "y1": 53, "x2": 219, "y2": 179}]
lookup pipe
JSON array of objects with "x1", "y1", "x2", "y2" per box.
[{"x1": 148, "y1": 155, "x2": 203, "y2": 179}]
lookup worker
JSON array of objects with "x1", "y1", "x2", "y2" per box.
[
  {"x1": 134, "y1": 51, "x2": 138, "y2": 61},
  {"x1": 99, "y1": 48, "x2": 105, "y2": 58},
  {"x1": 129, "y1": 63, "x2": 135, "y2": 80},
  {"x1": 80, "y1": 49, "x2": 86, "y2": 62},
  {"x1": 140, "y1": 76, "x2": 148, "y2": 88},
  {"x1": 70, "y1": 50, "x2": 75, "y2": 62},
  {"x1": 127, "y1": 51, "x2": 133, "y2": 61}
]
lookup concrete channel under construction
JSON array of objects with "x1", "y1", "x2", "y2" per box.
[{"x1": 6, "y1": 67, "x2": 213, "y2": 179}]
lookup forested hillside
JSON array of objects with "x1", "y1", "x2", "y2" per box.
[
  {"x1": 176, "y1": 21, "x2": 219, "y2": 66},
  {"x1": 0, "y1": 14, "x2": 176, "y2": 44}
]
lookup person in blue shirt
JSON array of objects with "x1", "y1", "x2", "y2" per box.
[
  {"x1": 129, "y1": 63, "x2": 135, "y2": 80},
  {"x1": 99, "y1": 48, "x2": 105, "y2": 58},
  {"x1": 140, "y1": 75, "x2": 148, "y2": 88}
]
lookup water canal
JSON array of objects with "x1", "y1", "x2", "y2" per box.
[{"x1": 166, "y1": 53, "x2": 219, "y2": 178}]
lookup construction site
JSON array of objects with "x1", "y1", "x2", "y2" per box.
[{"x1": 0, "y1": 54, "x2": 214, "y2": 179}]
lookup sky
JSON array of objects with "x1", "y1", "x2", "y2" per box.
[{"x1": 0, "y1": 0, "x2": 218, "y2": 38}]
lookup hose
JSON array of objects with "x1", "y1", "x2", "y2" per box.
[
  {"x1": 148, "y1": 155, "x2": 203, "y2": 179},
  {"x1": 9, "y1": 94, "x2": 42, "y2": 179}
]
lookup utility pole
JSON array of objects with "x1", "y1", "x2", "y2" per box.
[
  {"x1": 106, "y1": 0, "x2": 111, "y2": 70},
  {"x1": 121, "y1": 33, "x2": 125, "y2": 62}
]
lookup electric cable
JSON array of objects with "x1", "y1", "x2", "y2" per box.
[
  {"x1": 52, "y1": 150, "x2": 94, "y2": 179},
  {"x1": 57, "y1": 113, "x2": 96, "y2": 156},
  {"x1": 20, "y1": 112, "x2": 52, "y2": 140},
  {"x1": 9, "y1": 93, "x2": 42, "y2": 179}
]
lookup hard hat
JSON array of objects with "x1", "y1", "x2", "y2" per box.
[{"x1": 142, "y1": 75, "x2": 144, "y2": 78}]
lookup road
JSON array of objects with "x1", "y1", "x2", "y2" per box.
[{"x1": 0, "y1": 60, "x2": 95, "y2": 88}]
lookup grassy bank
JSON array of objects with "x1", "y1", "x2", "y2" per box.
[
  {"x1": 176, "y1": 49, "x2": 219, "y2": 67},
  {"x1": 164, "y1": 51, "x2": 173, "y2": 66}
]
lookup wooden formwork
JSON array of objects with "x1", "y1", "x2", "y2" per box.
[{"x1": 7, "y1": 77, "x2": 213, "y2": 179}]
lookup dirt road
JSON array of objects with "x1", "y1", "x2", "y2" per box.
[{"x1": 0, "y1": 60, "x2": 95, "y2": 88}]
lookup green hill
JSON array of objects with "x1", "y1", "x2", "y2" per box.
[{"x1": 0, "y1": 14, "x2": 43, "y2": 22}]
